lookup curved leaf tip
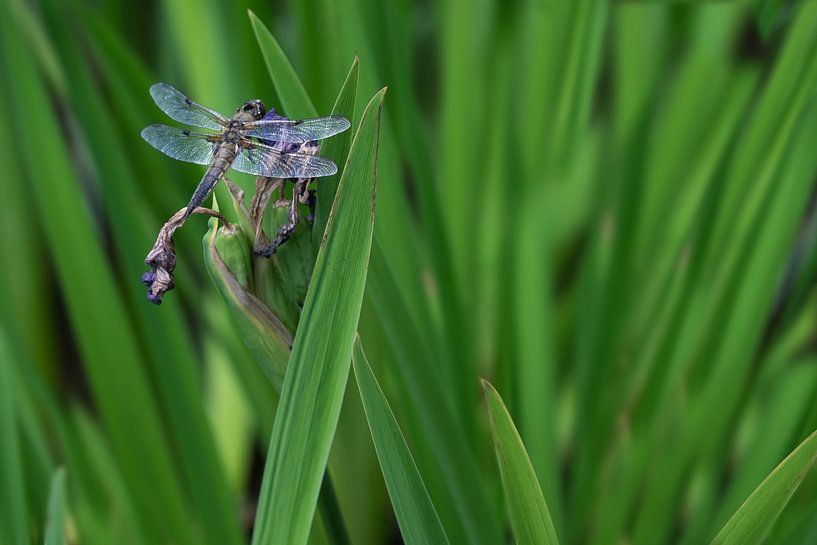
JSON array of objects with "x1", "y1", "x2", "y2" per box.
[{"x1": 483, "y1": 379, "x2": 560, "y2": 545}]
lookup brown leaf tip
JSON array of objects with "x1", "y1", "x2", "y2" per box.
[
  {"x1": 141, "y1": 206, "x2": 231, "y2": 304},
  {"x1": 141, "y1": 207, "x2": 189, "y2": 305}
]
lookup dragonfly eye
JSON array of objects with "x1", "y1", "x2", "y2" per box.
[{"x1": 240, "y1": 99, "x2": 266, "y2": 119}]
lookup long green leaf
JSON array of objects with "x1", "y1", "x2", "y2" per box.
[
  {"x1": 352, "y1": 338, "x2": 450, "y2": 545},
  {"x1": 68, "y1": 408, "x2": 149, "y2": 545},
  {"x1": 0, "y1": 330, "x2": 29, "y2": 545},
  {"x1": 3, "y1": 336, "x2": 54, "y2": 534},
  {"x1": 249, "y1": 9, "x2": 317, "y2": 119},
  {"x1": 44, "y1": 468, "x2": 66, "y2": 545},
  {"x1": 0, "y1": 5, "x2": 196, "y2": 543},
  {"x1": 0, "y1": 50, "x2": 55, "y2": 380},
  {"x1": 37, "y1": 5, "x2": 245, "y2": 541},
  {"x1": 710, "y1": 428, "x2": 817, "y2": 545},
  {"x1": 313, "y1": 56, "x2": 359, "y2": 255},
  {"x1": 483, "y1": 380, "x2": 560, "y2": 545},
  {"x1": 245, "y1": 14, "x2": 499, "y2": 542},
  {"x1": 251, "y1": 87, "x2": 385, "y2": 545}
]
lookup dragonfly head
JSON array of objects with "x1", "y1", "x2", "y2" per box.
[{"x1": 239, "y1": 99, "x2": 266, "y2": 120}]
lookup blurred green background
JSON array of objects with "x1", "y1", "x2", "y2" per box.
[{"x1": 2, "y1": 0, "x2": 817, "y2": 544}]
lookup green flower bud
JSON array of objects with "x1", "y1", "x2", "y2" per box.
[{"x1": 204, "y1": 218, "x2": 292, "y2": 390}]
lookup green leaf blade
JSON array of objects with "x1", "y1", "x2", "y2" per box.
[
  {"x1": 250, "y1": 87, "x2": 385, "y2": 545},
  {"x1": 710, "y1": 428, "x2": 817, "y2": 545},
  {"x1": 248, "y1": 9, "x2": 317, "y2": 119},
  {"x1": 352, "y1": 338, "x2": 450, "y2": 545},
  {"x1": 44, "y1": 468, "x2": 67, "y2": 545},
  {"x1": 0, "y1": 7, "x2": 197, "y2": 543},
  {"x1": 313, "y1": 55, "x2": 359, "y2": 255},
  {"x1": 483, "y1": 380, "x2": 560, "y2": 545},
  {"x1": 0, "y1": 331, "x2": 29, "y2": 545}
]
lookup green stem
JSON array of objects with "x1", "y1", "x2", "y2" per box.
[{"x1": 318, "y1": 470, "x2": 350, "y2": 545}]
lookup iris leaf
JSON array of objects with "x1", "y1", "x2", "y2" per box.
[
  {"x1": 250, "y1": 86, "x2": 384, "y2": 545},
  {"x1": 483, "y1": 380, "x2": 560, "y2": 545},
  {"x1": 352, "y1": 338, "x2": 450, "y2": 545},
  {"x1": 710, "y1": 428, "x2": 817, "y2": 545}
]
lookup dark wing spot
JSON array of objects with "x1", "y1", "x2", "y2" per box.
[
  {"x1": 182, "y1": 130, "x2": 190, "y2": 136},
  {"x1": 293, "y1": 120, "x2": 303, "y2": 125},
  {"x1": 184, "y1": 97, "x2": 193, "y2": 105}
]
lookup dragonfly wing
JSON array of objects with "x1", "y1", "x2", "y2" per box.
[
  {"x1": 149, "y1": 83, "x2": 228, "y2": 131},
  {"x1": 244, "y1": 115, "x2": 351, "y2": 144},
  {"x1": 141, "y1": 124, "x2": 218, "y2": 165},
  {"x1": 232, "y1": 141, "x2": 338, "y2": 179}
]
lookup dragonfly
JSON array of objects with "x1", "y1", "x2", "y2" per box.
[{"x1": 141, "y1": 83, "x2": 350, "y2": 220}]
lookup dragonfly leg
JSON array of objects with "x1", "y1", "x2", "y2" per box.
[
  {"x1": 301, "y1": 186, "x2": 317, "y2": 223},
  {"x1": 249, "y1": 177, "x2": 282, "y2": 229},
  {"x1": 256, "y1": 179, "x2": 307, "y2": 257}
]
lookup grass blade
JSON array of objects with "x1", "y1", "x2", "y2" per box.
[
  {"x1": 482, "y1": 380, "x2": 560, "y2": 545},
  {"x1": 710, "y1": 428, "x2": 817, "y2": 545},
  {"x1": 250, "y1": 87, "x2": 385, "y2": 545},
  {"x1": 44, "y1": 468, "x2": 66, "y2": 545},
  {"x1": 352, "y1": 338, "x2": 450, "y2": 545}
]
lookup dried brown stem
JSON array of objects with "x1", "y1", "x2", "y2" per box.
[{"x1": 141, "y1": 206, "x2": 229, "y2": 304}]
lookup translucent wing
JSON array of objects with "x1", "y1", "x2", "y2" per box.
[
  {"x1": 141, "y1": 124, "x2": 218, "y2": 165},
  {"x1": 243, "y1": 115, "x2": 351, "y2": 144},
  {"x1": 149, "y1": 83, "x2": 228, "y2": 130},
  {"x1": 232, "y1": 141, "x2": 338, "y2": 178}
]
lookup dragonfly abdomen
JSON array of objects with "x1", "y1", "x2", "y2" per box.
[{"x1": 184, "y1": 143, "x2": 237, "y2": 216}]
